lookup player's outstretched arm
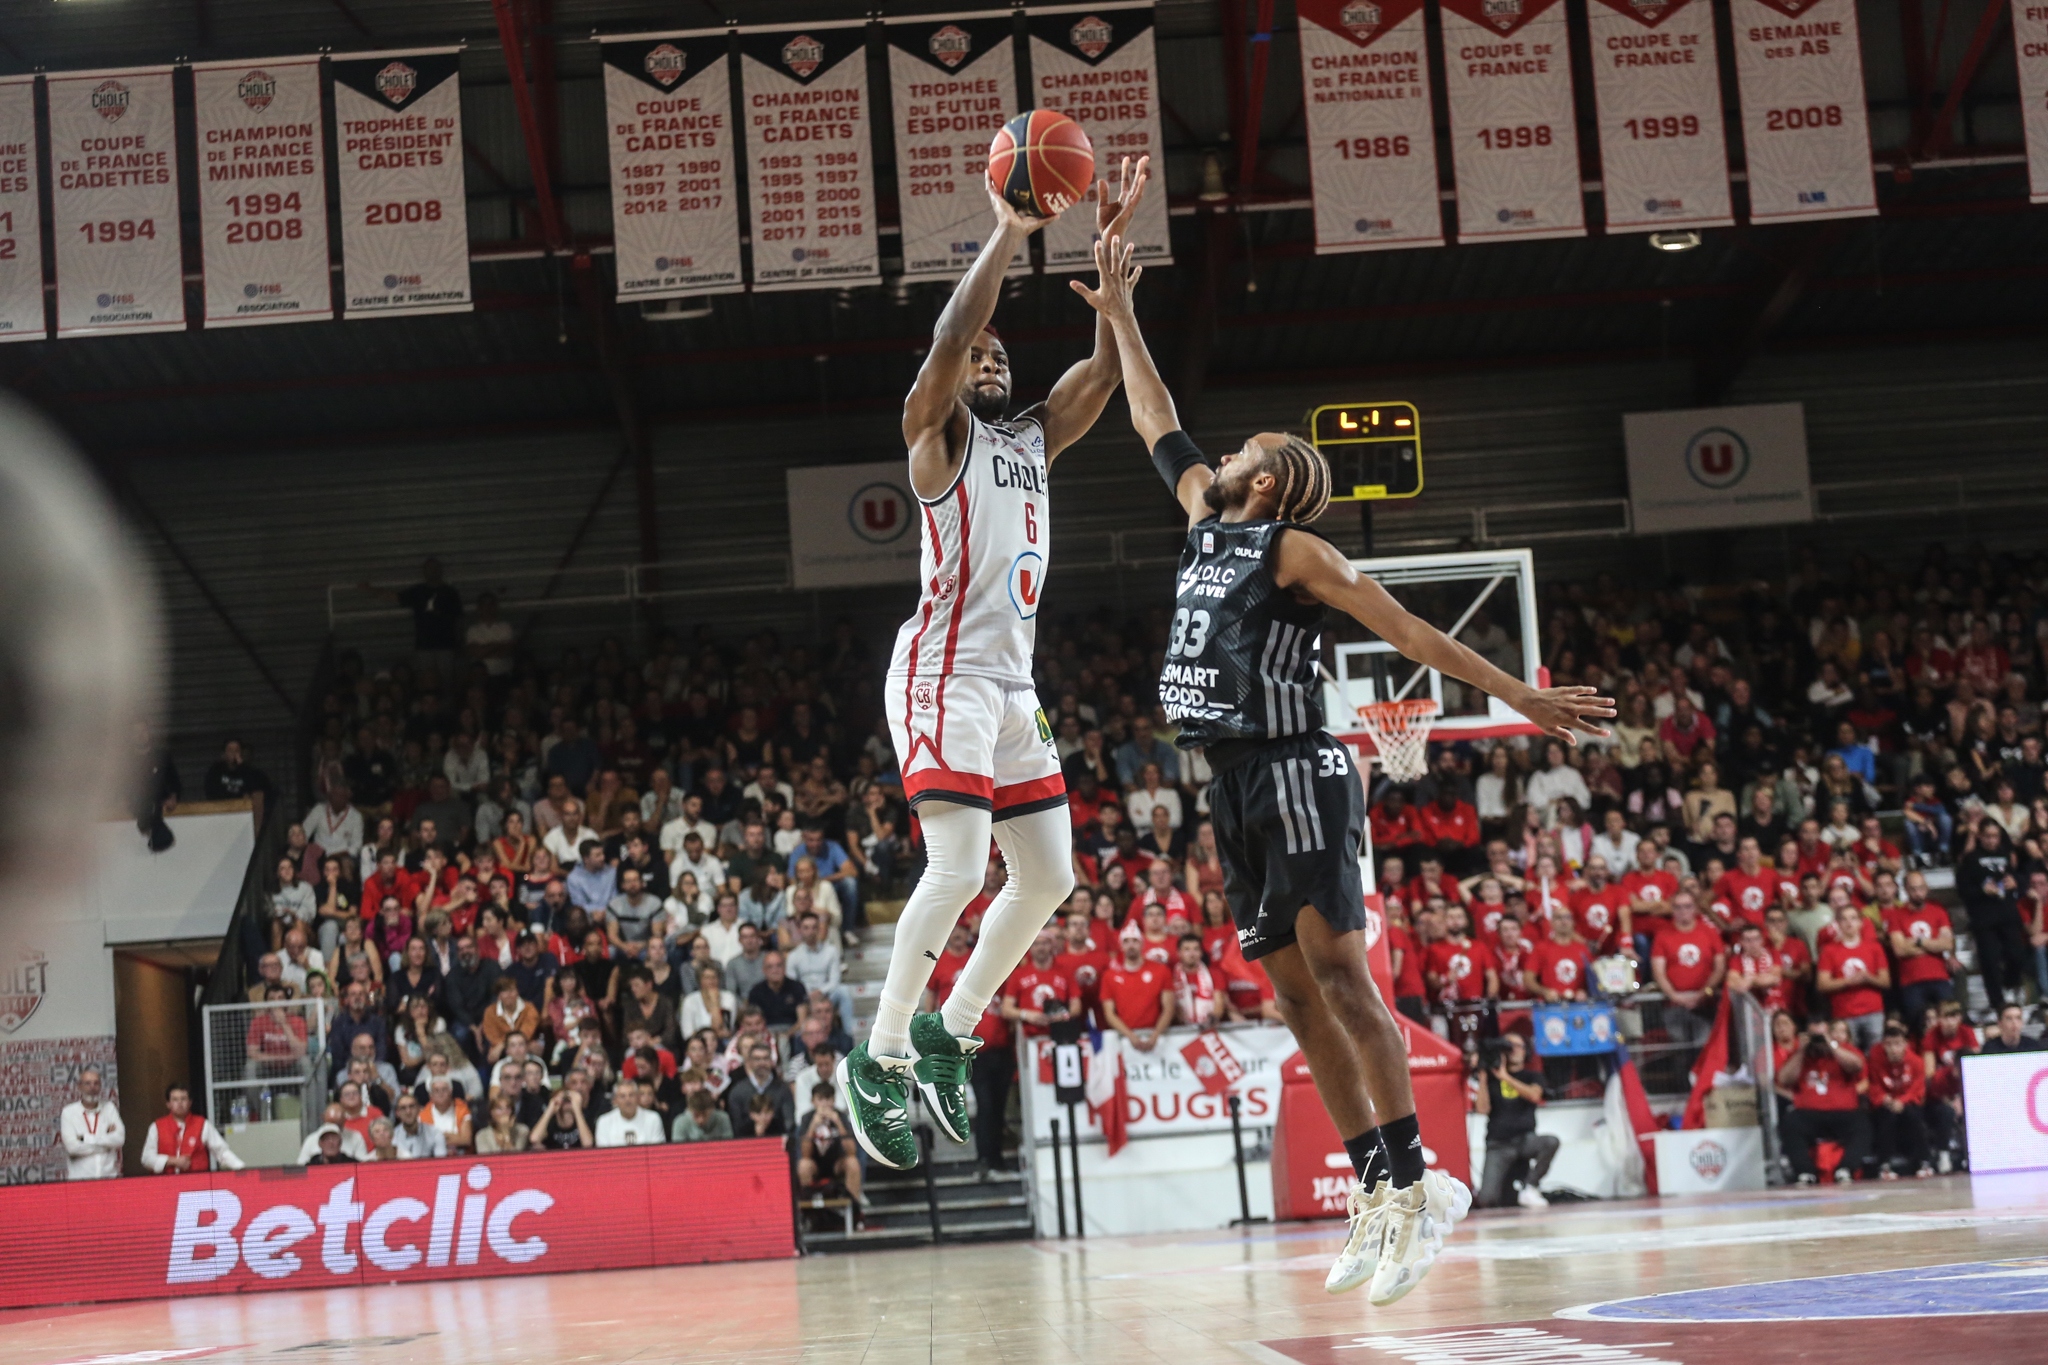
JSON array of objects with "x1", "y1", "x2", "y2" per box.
[
  {"x1": 1273, "y1": 532, "x2": 1617, "y2": 744},
  {"x1": 1072, "y1": 232, "x2": 1212, "y2": 524},
  {"x1": 902, "y1": 190, "x2": 1044, "y2": 497},
  {"x1": 1037, "y1": 155, "x2": 1149, "y2": 461}
]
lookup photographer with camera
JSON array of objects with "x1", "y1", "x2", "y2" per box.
[
  {"x1": 1777, "y1": 1016, "x2": 1871, "y2": 1184},
  {"x1": 1473, "y1": 1034, "x2": 1559, "y2": 1209}
]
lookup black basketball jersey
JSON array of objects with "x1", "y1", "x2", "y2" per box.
[{"x1": 1161, "y1": 516, "x2": 1325, "y2": 758}]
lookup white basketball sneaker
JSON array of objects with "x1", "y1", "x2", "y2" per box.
[
  {"x1": 1324, "y1": 1178, "x2": 1392, "y2": 1294},
  {"x1": 1368, "y1": 1170, "x2": 1471, "y2": 1306}
]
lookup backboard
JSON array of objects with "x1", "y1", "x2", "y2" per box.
[{"x1": 1324, "y1": 548, "x2": 1545, "y2": 760}]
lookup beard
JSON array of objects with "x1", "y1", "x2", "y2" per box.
[
  {"x1": 964, "y1": 384, "x2": 1008, "y2": 421},
  {"x1": 1202, "y1": 476, "x2": 1234, "y2": 513}
]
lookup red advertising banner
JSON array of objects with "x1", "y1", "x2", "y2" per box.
[{"x1": 0, "y1": 1141, "x2": 792, "y2": 1309}]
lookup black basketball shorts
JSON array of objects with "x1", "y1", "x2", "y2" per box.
[{"x1": 1207, "y1": 730, "x2": 1366, "y2": 961}]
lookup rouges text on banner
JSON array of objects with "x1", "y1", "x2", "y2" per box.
[
  {"x1": 0, "y1": 78, "x2": 45, "y2": 341},
  {"x1": 1585, "y1": 0, "x2": 1734, "y2": 232},
  {"x1": 332, "y1": 49, "x2": 473, "y2": 317},
  {"x1": 602, "y1": 31, "x2": 745, "y2": 301},
  {"x1": 1027, "y1": 2, "x2": 1173, "y2": 271},
  {"x1": 1296, "y1": 0, "x2": 1445, "y2": 254},
  {"x1": 47, "y1": 67, "x2": 187, "y2": 338},
  {"x1": 886, "y1": 13, "x2": 1020, "y2": 281},
  {"x1": 192, "y1": 59, "x2": 333, "y2": 326},
  {"x1": 739, "y1": 22, "x2": 883, "y2": 292},
  {"x1": 1439, "y1": 0, "x2": 1587, "y2": 242}
]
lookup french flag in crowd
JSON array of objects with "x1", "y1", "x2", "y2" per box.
[{"x1": 1085, "y1": 1028, "x2": 1129, "y2": 1156}]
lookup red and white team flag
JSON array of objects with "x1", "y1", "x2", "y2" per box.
[
  {"x1": 332, "y1": 48, "x2": 472, "y2": 316},
  {"x1": 1180, "y1": 1030, "x2": 1245, "y2": 1096},
  {"x1": 47, "y1": 66, "x2": 186, "y2": 338},
  {"x1": 191, "y1": 58, "x2": 332, "y2": 326},
  {"x1": 1027, "y1": 2, "x2": 1173, "y2": 272},
  {"x1": 0, "y1": 77, "x2": 45, "y2": 342},
  {"x1": 1439, "y1": 0, "x2": 1587, "y2": 242},
  {"x1": 1586, "y1": 0, "x2": 1733, "y2": 232},
  {"x1": 1296, "y1": 0, "x2": 1445, "y2": 252},
  {"x1": 602, "y1": 31, "x2": 745, "y2": 302},
  {"x1": 739, "y1": 22, "x2": 883, "y2": 292},
  {"x1": 2015, "y1": 0, "x2": 2048, "y2": 203},
  {"x1": 1085, "y1": 1027, "x2": 1130, "y2": 1155},
  {"x1": 1728, "y1": 0, "x2": 1876, "y2": 221},
  {"x1": 886, "y1": 13, "x2": 1020, "y2": 281}
]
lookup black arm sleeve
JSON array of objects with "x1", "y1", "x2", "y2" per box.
[{"x1": 1150, "y1": 429, "x2": 1208, "y2": 496}]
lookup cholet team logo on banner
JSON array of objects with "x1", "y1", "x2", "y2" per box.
[
  {"x1": 237, "y1": 70, "x2": 276, "y2": 110},
  {"x1": 929, "y1": 24, "x2": 975, "y2": 67},
  {"x1": 847, "y1": 481, "x2": 911, "y2": 545},
  {"x1": 0, "y1": 949, "x2": 47, "y2": 1034},
  {"x1": 782, "y1": 35, "x2": 826, "y2": 78},
  {"x1": 92, "y1": 79, "x2": 130, "y2": 122},
  {"x1": 644, "y1": 43, "x2": 686, "y2": 87},
  {"x1": 1071, "y1": 15, "x2": 1114, "y2": 57},
  {"x1": 376, "y1": 61, "x2": 419, "y2": 105}
]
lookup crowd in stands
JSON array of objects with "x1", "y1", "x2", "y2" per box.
[{"x1": 119, "y1": 543, "x2": 2048, "y2": 1196}]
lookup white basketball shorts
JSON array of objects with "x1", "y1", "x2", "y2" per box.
[{"x1": 886, "y1": 673, "x2": 1066, "y2": 821}]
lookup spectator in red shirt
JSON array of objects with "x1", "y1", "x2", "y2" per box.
[
  {"x1": 1385, "y1": 901, "x2": 1429, "y2": 1023},
  {"x1": 1413, "y1": 787, "x2": 1482, "y2": 876},
  {"x1": 1172, "y1": 933, "x2": 1237, "y2": 1026},
  {"x1": 1134, "y1": 859, "x2": 1195, "y2": 926},
  {"x1": 1817, "y1": 902, "x2": 1890, "y2": 1050},
  {"x1": 1055, "y1": 911, "x2": 1112, "y2": 1026},
  {"x1": 1529, "y1": 912, "x2": 1591, "y2": 1003},
  {"x1": 1650, "y1": 892, "x2": 1725, "y2": 1049},
  {"x1": 1711, "y1": 836, "x2": 1778, "y2": 935},
  {"x1": 1197, "y1": 892, "x2": 1277, "y2": 1023},
  {"x1": 1726, "y1": 922, "x2": 1792, "y2": 1017},
  {"x1": 1424, "y1": 906, "x2": 1497, "y2": 1006},
  {"x1": 1100, "y1": 930, "x2": 1174, "y2": 1051},
  {"x1": 1851, "y1": 816, "x2": 1903, "y2": 883},
  {"x1": 1886, "y1": 869, "x2": 1956, "y2": 1027},
  {"x1": 1956, "y1": 618, "x2": 2010, "y2": 695},
  {"x1": 1657, "y1": 694, "x2": 1717, "y2": 765},
  {"x1": 1920, "y1": 999, "x2": 1976, "y2": 1168},
  {"x1": 1778, "y1": 1017, "x2": 1870, "y2": 1183},
  {"x1": 999, "y1": 931, "x2": 1080, "y2": 1038},
  {"x1": 1369, "y1": 788, "x2": 1424, "y2": 855},
  {"x1": 1761, "y1": 906, "x2": 1814, "y2": 1016},
  {"x1": 1570, "y1": 856, "x2": 1627, "y2": 956},
  {"x1": 1134, "y1": 901, "x2": 1175, "y2": 965},
  {"x1": 1864, "y1": 1023, "x2": 1933, "y2": 1179},
  {"x1": 1620, "y1": 839, "x2": 1679, "y2": 959},
  {"x1": 1406, "y1": 853, "x2": 1467, "y2": 911},
  {"x1": 1467, "y1": 877, "x2": 1515, "y2": 946},
  {"x1": 1492, "y1": 916, "x2": 1535, "y2": 1002}
]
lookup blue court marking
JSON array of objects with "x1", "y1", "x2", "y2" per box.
[{"x1": 1560, "y1": 1258, "x2": 2048, "y2": 1322}]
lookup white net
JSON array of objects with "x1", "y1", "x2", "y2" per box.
[{"x1": 1355, "y1": 699, "x2": 1439, "y2": 783}]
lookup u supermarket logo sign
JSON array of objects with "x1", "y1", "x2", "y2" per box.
[
  {"x1": 847, "y1": 481, "x2": 911, "y2": 544},
  {"x1": 1685, "y1": 427, "x2": 1750, "y2": 489}
]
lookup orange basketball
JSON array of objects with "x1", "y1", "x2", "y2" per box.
[{"x1": 988, "y1": 109, "x2": 1095, "y2": 219}]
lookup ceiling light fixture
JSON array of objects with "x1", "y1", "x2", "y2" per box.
[{"x1": 1648, "y1": 230, "x2": 1701, "y2": 253}]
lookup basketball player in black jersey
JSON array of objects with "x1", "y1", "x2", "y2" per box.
[{"x1": 1073, "y1": 236, "x2": 1613, "y2": 1304}]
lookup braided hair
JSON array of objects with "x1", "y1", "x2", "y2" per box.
[{"x1": 1264, "y1": 434, "x2": 1332, "y2": 525}]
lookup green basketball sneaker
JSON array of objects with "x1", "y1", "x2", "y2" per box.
[
  {"x1": 837, "y1": 1043, "x2": 919, "y2": 1170},
  {"x1": 910, "y1": 1012, "x2": 981, "y2": 1146}
]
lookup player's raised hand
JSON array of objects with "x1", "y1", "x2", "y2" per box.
[
  {"x1": 988, "y1": 181, "x2": 1053, "y2": 235},
  {"x1": 1511, "y1": 685, "x2": 1617, "y2": 745},
  {"x1": 1097, "y1": 154, "x2": 1151, "y2": 239},
  {"x1": 1069, "y1": 233, "x2": 1142, "y2": 318}
]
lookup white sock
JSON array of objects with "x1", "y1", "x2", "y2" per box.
[
  {"x1": 869, "y1": 801, "x2": 991, "y2": 1058},
  {"x1": 941, "y1": 805, "x2": 1076, "y2": 1039}
]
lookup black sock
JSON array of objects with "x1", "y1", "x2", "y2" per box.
[
  {"x1": 1342, "y1": 1127, "x2": 1389, "y2": 1185},
  {"x1": 1381, "y1": 1112, "x2": 1426, "y2": 1187}
]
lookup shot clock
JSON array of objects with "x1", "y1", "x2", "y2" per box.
[{"x1": 1307, "y1": 402, "x2": 1423, "y2": 503}]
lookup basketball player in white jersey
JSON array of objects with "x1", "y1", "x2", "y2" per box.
[{"x1": 838, "y1": 157, "x2": 1150, "y2": 1170}]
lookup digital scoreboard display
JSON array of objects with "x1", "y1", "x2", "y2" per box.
[{"x1": 1307, "y1": 402, "x2": 1423, "y2": 501}]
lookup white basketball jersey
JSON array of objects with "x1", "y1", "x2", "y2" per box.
[{"x1": 888, "y1": 412, "x2": 1049, "y2": 688}]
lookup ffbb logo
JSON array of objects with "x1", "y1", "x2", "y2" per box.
[
  {"x1": 782, "y1": 35, "x2": 825, "y2": 78},
  {"x1": 376, "y1": 61, "x2": 418, "y2": 106}
]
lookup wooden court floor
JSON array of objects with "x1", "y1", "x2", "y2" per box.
[{"x1": 7, "y1": 1175, "x2": 2048, "y2": 1365}]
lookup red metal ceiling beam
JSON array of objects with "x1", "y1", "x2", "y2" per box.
[
  {"x1": 488, "y1": 0, "x2": 567, "y2": 251},
  {"x1": 1923, "y1": 0, "x2": 2010, "y2": 158}
]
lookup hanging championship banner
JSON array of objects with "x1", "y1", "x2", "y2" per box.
[
  {"x1": 2014, "y1": 0, "x2": 2048, "y2": 203},
  {"x1": 1587, "y1": 0, "x2": 1733, "y2": 232},
  {"x1": 47, "y1": 67, "x2": 185, "y2": 338},
  {"x1": 1297, "y1": 0, "x2": 1445, "y2": 253},
  {"x1": 1729, "y1": 0, "x2": 1876, "y2": 222},
  {"x1": 602, "y1": 30, "x2": 744, "y2": 301},
  {"x1": 332, "y1": 49, "x2": 471, "y2": 317},
  {"x1": 739, "y1": 22, "x2": 883, "y2": 292},
  {"x1": 885, "y1": 13, "x2": 1018, "y2": 280},
  {"x1": 0, "y1": 78, "x2": 46, "y2": 342},
  {"x1": 191, "y1": 58, "x2": 332, "y2": 326},
  {"x1": 1028, "y1": 2, "x2": 1173, "y2": 271},
  {"x1": 1438, "y1": 0, "x2": 1586, "y2": 242}
]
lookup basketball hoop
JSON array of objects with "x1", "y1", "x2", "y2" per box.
[{"x1": 1354, "y1": 698, "x2": 1439, "y2": 783}]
